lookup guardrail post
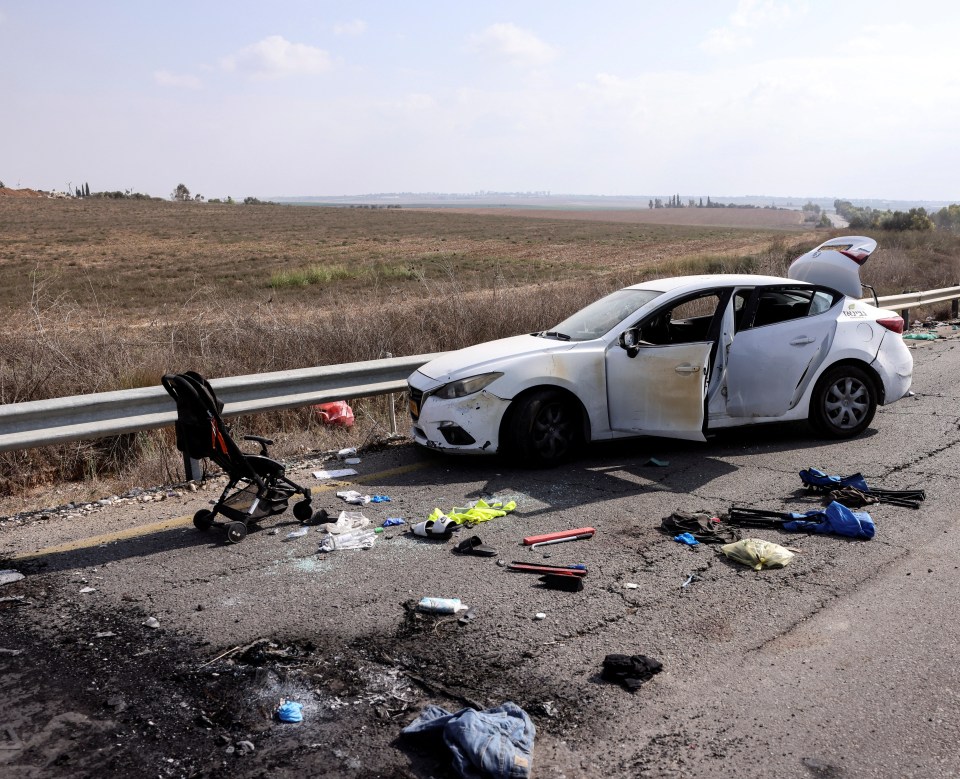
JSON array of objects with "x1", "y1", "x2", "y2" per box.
[
  {"x1": 183, "y1": 455, "x2": 203, "y2": 483},
  {"x1": 952, "y1": 285, "x2": 959, "y2": 319},
  {"x1": 902, "y1": 307, "x2": 910, "y2": 327},
  {"x1": 385, "y1": 353, "x2": 397, "y2": 435}
]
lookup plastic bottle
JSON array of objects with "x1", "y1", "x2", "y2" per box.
[{"x1": 417, "y1": 597, "x2": 466, "y2": 614}]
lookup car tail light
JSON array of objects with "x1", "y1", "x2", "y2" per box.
[{"x1": 877, "y1": 316, "x2": 904, "y2": 334}]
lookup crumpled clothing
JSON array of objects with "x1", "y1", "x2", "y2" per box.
[
  {"x1": 673, "y1": 532, "x2": 699, "y2": 546},
  {"x1": 428, "y1": 499, "x2": 517, "y2": 528},
  {"x1": 601, "y1": 654, "x2": 663, "y2": 691},
  {"x1": 402, "y1": 702, "x2": 535, "y2": 779},
  {"x1": 382, "y1": 517, "x2": 406, "y2": 527},
  {"x1": 784, "y1": 501, "x2": 875, "y2": 540}
]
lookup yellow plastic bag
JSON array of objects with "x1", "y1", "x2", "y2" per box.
[{"x1": 721, "y1": 538, "x2": 795, "y2": 570}]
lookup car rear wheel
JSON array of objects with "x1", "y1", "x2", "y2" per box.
[
  {"x1": 504, "y1": 390, "x2": 580, "y2": 466},
  {"x1": 809, "y1": 364, "x2": 877, "y2": 438}
]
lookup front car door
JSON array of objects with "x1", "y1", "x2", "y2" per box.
[
  {"x1": 725, "y1": 285, "x2": 841, "y2": 418},
  {"x1": 605, "y1": 289, "x2": 731, "y2": 440}
]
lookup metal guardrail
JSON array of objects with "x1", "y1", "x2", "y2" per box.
[
  {"x1": 3, "y1": 283, "x2": 960, "y2": 457},
  {"x1": 0, "y1": 353, "x2": 444, "y2": 454},
  {"x1": 866, "y1": 286, "x2": 960, "y2": 322}
]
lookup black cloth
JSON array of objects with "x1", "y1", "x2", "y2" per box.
[
  {"x1": 660, "y1": 511, "x2": 738, "y2": 544},
  {"x1": 601, "y1": 654, "x2": 663, "y2": 691}
]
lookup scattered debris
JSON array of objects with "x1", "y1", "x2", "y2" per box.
[
  {"x1": 452, "y1": 535, "x2": 497, "y2": 557},
  {"x1": 143, "y1": 617, "x2": 161, "y2": 629},
  {"x1": 533, "y1": 612, "x2": 546, "y2": 621},
  {"x1": 95, "y1": 631, "x2": 117, "y2": 639},
  {"x1": 78, "y1": 586, "x2": 97, "y2": 594},
  {"x1": 643, "y1": 457, "x2": 670, "y2": 467},
  {"x1": 401, "y1": 702, "x2": 535, "y2": 779},
  {"x1": 623, "y1": 582, "x2": 639, "y2": 589},
  {"x1": 285, "y1": 527, "x2": 309, "y2": 540},
  {"x1": 416, "y1": 597, "x2": 468, "y2": 614},
  {"x1": 539, "y1": 574, "x2": 584, "y2": 592},
  {"x1": 720, "y1": 539, "x2": 795, "y2": 570},
  {"x1": 412, "y1": 516, "x2": 459, "y2": 538},
  {"x1": 601, "y1": 654, "x2": 663, "y2": 691},
  {"x1": 661, "y1": 511, "x2": 738, "y2": 544},
  {"x1": 276, "y1": 700, "x2": 304, "y2": 723},
  {"x1": 0, "y1": 570, "x2": 24, "y2": 586},
  {"x1": 312, "y1": 468, "x2": 358, "y2": 480},
  {"x1": 382, "y1": 517, "x2": 406, "y2": 527},
  {"x1": 681, "y1": 574, "x2": 700, "y2": 589},
  {"x1": 337, "y1": 447, "x2": 358, "y2": 459},
  {"x1": 314, "y1": 401, "x2": 355, "y2": 427},
  {"x1": 673, "y1": 532, "x2": 699, "y2": 546},
  {"x1": 319, "y1": 528, "x2": 378, "y2": 552},
  {"x1": 523, "y1": 527, "x2": 595, "y2": 547},
  {"x1": 236, "y1": 740, "x2": 256, "y2": 755}
]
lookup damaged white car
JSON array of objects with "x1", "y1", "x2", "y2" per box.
[{"x1": 407, "y1": 236, "x2": 913, "y2": 465}]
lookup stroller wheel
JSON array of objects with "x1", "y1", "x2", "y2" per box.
[
  {"x1": 193, "y1": 509, "x2": 215, "y2": 531},
  {"x1": 293, "y1": 500, "x2": 313, "y2": 521},
  {"x1": 225, "y1": 522, "x2": 248, "y2": 544}
]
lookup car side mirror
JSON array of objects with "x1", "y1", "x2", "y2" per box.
[{"x1": 619, "y1": 328, "x2": 641, "y2": 358}]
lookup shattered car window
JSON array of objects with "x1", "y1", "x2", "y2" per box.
[{"x1": 547, "y1": 289, "x2": 664, "y2": 341}]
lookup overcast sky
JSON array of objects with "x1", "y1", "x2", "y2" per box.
[{"x1": 3, "y1": 1, "x2": 959, "y2": 201}]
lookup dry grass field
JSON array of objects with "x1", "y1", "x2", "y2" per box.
[{"x1": 1, "y1": 196, "x2": 958, "y2": 505}]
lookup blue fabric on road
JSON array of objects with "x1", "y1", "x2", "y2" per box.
[
  {"x1": 402, "y1": 702, "x2": 535, "y2": 779},
  {"x1": 673, "y1": 532, "x2": 699, "y2": 546},
  {"x1": 784, "y1": 501, "x2": 875, "y2": 539},
  {"x1": 800, "y1": 468, "x2": 870, "y2": 492}
]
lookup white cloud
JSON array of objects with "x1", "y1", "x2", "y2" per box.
[
  {"x1": 221, "y1": 35, "x2": 332, "y2": 79},
  {"x1": 334, "y1": 19, "x2": 367, "y2": 36},
  {"x1": 153, "y1": 70, "x2": 202, "y2": 89},
  {"x1": 468, "y1": 23, "x2": 557, "y2": 67},
  {"x1": 701, "y1": 27, "x2": 753, "y2": 54},
  {"x1": 731, "y1": 0, "x2": 807, "y2": 29},
  {"x1": 702, "y1": 0, "x2": 808, "y2": 54}
]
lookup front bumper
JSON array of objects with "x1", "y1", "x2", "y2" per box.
[{"x1": 408, "y1": 380, "x2": 510, "y2": 454}]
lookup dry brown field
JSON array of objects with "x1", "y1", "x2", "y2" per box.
[
  {"x1": 1, "y1": 195, "x2": 957, "y2": 504},
  {"x1": 421, "y1": 205, "x2": 806, "y2": 229}
]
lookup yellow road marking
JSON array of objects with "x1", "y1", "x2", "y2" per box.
[{"x1": 9, "y1": 461, "x2": 431, "y2": 562}]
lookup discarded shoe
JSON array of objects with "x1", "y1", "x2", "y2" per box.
[
  {"x1": 452, "y1": 535, "x2": 497, "y2": 557},
  {"x1": 413, "y1": 515, "x2": 460, "y2": 538}
]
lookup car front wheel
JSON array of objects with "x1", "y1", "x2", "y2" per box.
[
  {"x1": 504, "y1": 390, "x2": 580, "y2": 466},
  {"x1": 809, "y1": 364, "x2": 877, "y2": 438}
]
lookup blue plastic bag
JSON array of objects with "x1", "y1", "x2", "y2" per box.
[{"x1": 784, "y1": 501, "x2": 875, "y2": 539}]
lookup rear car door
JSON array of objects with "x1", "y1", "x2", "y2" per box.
[{"x1": 725, "y1": 286, "x2": 840, "y2": 418}]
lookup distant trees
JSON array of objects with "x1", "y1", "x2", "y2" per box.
[
  {"x1": 834, "y1": 200, "x2": 934, "y2": 231},
  {"x1": 934, "y1": 204, "x2": 960, "y2": 232},
  {"x1": 171, "y1": 183, "x2": 191, "y2": 201}
]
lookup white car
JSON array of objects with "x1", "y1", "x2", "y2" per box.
[{"x1": 407, "y1": 236, "x2": 913, "y2": 465}]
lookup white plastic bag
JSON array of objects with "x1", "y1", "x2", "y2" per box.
[
  {"x1": 319, "y1": 529, "x2": 377, "y2": 552},
  {"x1": 324, "y1": 510, "x2": 372, "y2": 534}
]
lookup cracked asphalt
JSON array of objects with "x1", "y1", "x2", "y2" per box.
[{"x1": 2, "y1": 331, "x2": 959, "y2": 778}]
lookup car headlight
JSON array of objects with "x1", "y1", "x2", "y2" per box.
[{"x1": 432, "y1": 372, "x2": 503, "y2": 400}]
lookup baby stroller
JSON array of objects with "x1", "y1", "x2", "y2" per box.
[{"x1": 161, "y1": 371, "x2": 314, "y2": 544}]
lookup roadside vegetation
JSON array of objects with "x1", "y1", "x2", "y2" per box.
[{"x1": 1, "y1": 198, "x2": 958, "y2": 503}]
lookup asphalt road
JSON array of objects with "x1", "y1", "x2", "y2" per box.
[{"x1": 2, "y1": 330, "x2": 959, "y2": 778}]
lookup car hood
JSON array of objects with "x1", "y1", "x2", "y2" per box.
[{"x1": 416, "y1": 334, "x2": 576, "y2": 382}]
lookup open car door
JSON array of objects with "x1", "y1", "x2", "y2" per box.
[{"x1": 605, "y1": 341, "x2": 711, "y2": 440}]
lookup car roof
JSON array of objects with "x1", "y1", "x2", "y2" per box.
[{"x1": 626, "y1": 273, "x2": 812, "y2": 295}]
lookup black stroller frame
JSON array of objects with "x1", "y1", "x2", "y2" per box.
[{"x1": 162, "y1": 371, "x2": 314, "y2": 544}]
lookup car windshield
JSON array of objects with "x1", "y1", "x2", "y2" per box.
[{"x1": 543, "y1": 288, "x2": 664, "y2": 342}]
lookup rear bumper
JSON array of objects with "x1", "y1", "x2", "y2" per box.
[{"x1": 873, "y1": 331, "x2": 913, "y2": 404}]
